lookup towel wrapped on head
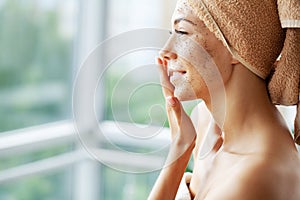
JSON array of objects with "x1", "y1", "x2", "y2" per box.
[
  {"x1": 270, "y1": 0, "x2": 300, "y2": 144},
  {"x1": 186, "y1": 0, "x2": 300, "y2": 144}
]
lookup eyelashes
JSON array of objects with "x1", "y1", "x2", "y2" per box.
[
  {"x1": 169, "y1": 30, "x2": 189, "y2": 35},
  {"x1": 176, "y1": 30, "x2": 189, "y2": 35}
]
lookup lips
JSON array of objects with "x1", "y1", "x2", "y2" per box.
[
  {"x1": 168, "y1": 67, "x2": 187, "y2": 85},
  {"x1": 168, "y1": 68, "x2": 187, "y2": 77}
]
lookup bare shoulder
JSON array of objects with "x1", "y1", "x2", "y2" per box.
[{"x1": 204, "y1": 153, "x2": 300, "y2": 200}]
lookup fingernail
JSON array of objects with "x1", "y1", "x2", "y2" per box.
[
  {"x1": 167, "y1": 96, "x2": 176, "y2": 106},
  {"x1": 156, "y1": 57, "x2": 162, "y2": 65},
  {"x1": 163, "y1": 59, "x2": 168, "y2": 66}
]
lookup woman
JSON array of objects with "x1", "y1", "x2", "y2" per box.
[{"x1": 148, "y1": 0, "x2": 300, "y2": 199}]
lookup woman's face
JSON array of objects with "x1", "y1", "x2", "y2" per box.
[{"x1": 160, "y1": 0, "x2": 234, "y2": 102}]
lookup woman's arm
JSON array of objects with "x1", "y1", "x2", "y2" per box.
[
  {"x1": 148, "y1": 58, "x2": 197, "y2": 200},
  {"x1": 148, "y1": 97, "x2": 196, "y2": 200},
  {"x1": 148, "y1": 142, "x2": 195, "y2": 200}
]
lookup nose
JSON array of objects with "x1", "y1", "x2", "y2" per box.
[
  {"x1": 159, "y1": 49, "x2": 177, "y2": 61},
  {"x1": 159, "y1": 38, "x2": 177, "y2": 61}
]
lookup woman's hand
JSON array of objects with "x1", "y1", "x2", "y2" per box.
[
  {"x1": 157, "y1": 57, "x2": 196, "y2": 157},
  {"x1": 148, "y1": 58, "x2": 197, "y2": 200}
]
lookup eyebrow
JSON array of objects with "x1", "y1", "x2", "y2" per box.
[{"x1": 174, "y1": 18, "x2": 196, "y2": 26}]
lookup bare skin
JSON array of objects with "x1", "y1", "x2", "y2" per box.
[{"x1": 148, "y1": 0, "x2": 300, "y2": 200}]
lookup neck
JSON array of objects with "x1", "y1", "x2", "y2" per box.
[{"x1": 206, "y1": 64, "x2": 296, "y2": 154}]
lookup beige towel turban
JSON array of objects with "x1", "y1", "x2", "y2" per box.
[{"x1": 186, "y1": 0, "x2": 300, "y2": 144}]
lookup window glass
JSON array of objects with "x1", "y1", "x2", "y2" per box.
[
  {"x1": 0, "y1": 144, "x2": 73, "y2": 171},
  {"x1": 103, "y1": 0, "x2": 175, "y2": 125},
  {"x1": 104, "y1": 50, "x2": 166, "y2": 126},
  {"x1": 0, "y1": 169, "x2": 73, "y2": 200},
  {"x1": 0, "y1": 0, "x2": 78, "y2": 132},
  {"x1": 100, "y1": 166, "x2": 159, "y2": 200},
  {"x1": 100, "y1": 1, "x2": 179, "y2": 199},
  {"x1": 0, "y1": 0, "x2": 78, "y2": 199}
]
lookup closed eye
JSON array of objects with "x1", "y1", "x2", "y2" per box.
[{"x1": 175, "y1": 29, "x2": 188, "y2": 35}]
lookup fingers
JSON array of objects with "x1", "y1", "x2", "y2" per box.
[
  {"x1": 157, "y1": 57, "x2": 196, "y2": 144},
  {"x1": 166, "y1": 96, "x2": 182, "y2": 126},
  {"x1": 166, "y1": 96, "x2": 196, "y2": 143},
  {"x1": 156, "y1": 57, "x2": 174, "y2": 98},
  {"x1": 166, "y1": 96, "x2": 180, "y2": 138}
]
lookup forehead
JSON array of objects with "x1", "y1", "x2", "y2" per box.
[
  {"x1": 172, "y1": 0, "x2": 210, "y2": 33},
  {"x1": 172, "y1": 0, "x2": 200, "y2": 26}
]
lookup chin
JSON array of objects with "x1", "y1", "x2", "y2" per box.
[{"x1": 174, "y1": 89, "x2": 198, "y2": 101}]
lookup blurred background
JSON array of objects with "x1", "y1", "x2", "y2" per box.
[
  {"x1": 0, "y1": 0, "x2": 179, "y2": 199},
  {"x1": 0, "y1": 0, "x2": 297, "y2": 200}
]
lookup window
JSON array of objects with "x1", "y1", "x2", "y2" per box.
[
  {"x1": 0, "y1": 0, "x2": 78, "y2": 132},
  {"x1": 0, "y1": 0, "x2": 78, "y2": 199},
  {"x1": 0, "y1": 0, "x2": 179, "y2": 199}
]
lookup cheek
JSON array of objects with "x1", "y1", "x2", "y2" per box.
[
  {"x1": 186, "y1": 53, "x2": 229, "y2": 97},
  {"x1": 175, "y1": 35, "x2": 232, "y2": 89},
  {"x1": 187, "y1": 68, "x2": 209, "y2": 95},
  {"x1": 198, "y1": 39, "x2": 233, "y2": 84},
  {"x1": 172, "y1": 63, "x2": 208, "y2": 100}
]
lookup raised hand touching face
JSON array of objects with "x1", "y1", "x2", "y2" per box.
[{"x1": 157, "y1": 57, "x2": 196, "y2": 149}]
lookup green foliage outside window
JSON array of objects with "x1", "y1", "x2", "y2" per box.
[
  {"x1": 0, "y1": 0, "x2": 73, "y2": 132},
  {"x1": 0, "y1": 1, "x2": 75, "y2": 199}
]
